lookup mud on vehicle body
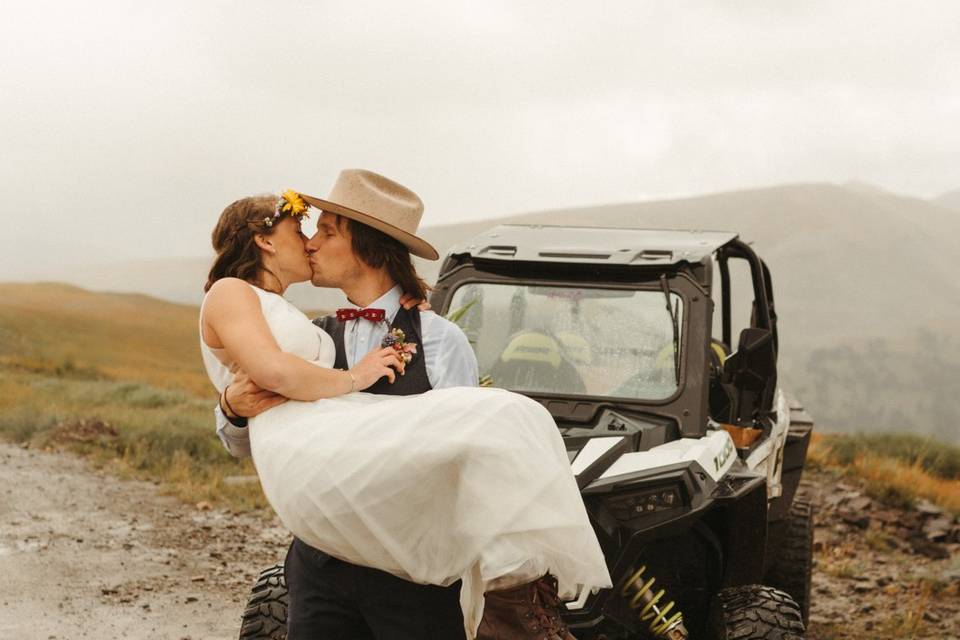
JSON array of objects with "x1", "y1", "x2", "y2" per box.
[{"x1": 241, "y1": 225, "x2": 814, "y2": 640}]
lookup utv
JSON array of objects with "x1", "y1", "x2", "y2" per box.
[{"x1": 240, "y1": 225, "x2": 815, "y2": 640}]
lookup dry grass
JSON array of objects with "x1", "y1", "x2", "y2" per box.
[
  {"x1": 872, "y1": 582, "x2": 934, "y2": 638},
  {"x1": 810, "y1": 432, "x2": 960, "y2": 514},
  {"x1": 0, "y1": 283, "x2": 268, "y2": 511},
  {"x1": 0, "y1": 282, "x2": 211, "y2": 396},
  {"x1": 6, "y1": 283, "x2": 959, "y2": 519},
  {"x1": 0, "y1": 367, "x2": 269, "y2": 510}
]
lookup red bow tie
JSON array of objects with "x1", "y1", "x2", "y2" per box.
[{"x1": 336, "y1": 307, "x2": 387, "y2": 323}]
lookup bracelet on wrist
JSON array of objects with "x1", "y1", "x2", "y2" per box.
[
  {"x1": 221, "y1": 385, "x2": 243, "y2": 418},
  {"x1": 219, "y1": 388, "x2": 249, "y2": 428},
  {"x1": 219, "y1": 389, "x2": 232, "y2": 417}
]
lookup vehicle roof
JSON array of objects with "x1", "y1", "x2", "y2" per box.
[{"x1": 445, "y1": 224, "x2": 738, "y2": 267}]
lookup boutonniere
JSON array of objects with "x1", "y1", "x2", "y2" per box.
[{"x1": 381, "y1": 328, "x2": 418, "y2": 365}]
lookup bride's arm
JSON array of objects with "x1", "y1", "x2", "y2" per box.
[{"x1": 202, "y1": 278, "x2": 401, "y2": 401}]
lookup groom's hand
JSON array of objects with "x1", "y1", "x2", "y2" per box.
[
  {"x1": 225, "y1": 369, "x2": 288, "y2": 418},
  {"x1": 399, "y1": 293, "x2": 431, "y2": 312}
]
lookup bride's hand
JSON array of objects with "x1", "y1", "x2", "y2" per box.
[{"x1": 350, "y1": 347, "x2": 406, "y2": 390}]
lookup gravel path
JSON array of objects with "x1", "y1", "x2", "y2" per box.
[
  {"x1": 3, "y1": 442, "x2": 958, "y2": 640},
  {"x1": 0, "y1": 443, "x2": 289, "y2": 640}
]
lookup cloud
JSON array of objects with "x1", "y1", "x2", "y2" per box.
[{"x1": 1, "y1": 0, "x2": 958, "y2": 276}]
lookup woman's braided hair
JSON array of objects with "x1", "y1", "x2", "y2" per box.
[{"x1": 204, "y1": 195, "x2": 280, "y2": 293}]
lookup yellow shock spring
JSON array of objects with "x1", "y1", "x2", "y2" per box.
[{"x1": 621, "y1": 566, "x2": 689, "y2": 639}]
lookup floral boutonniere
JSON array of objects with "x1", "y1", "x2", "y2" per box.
[{"x1": 381, "y1": 328, "x2": 418, "y2": 367}]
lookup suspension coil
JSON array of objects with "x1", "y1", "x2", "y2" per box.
[{"x1": 621, "y1": 566, "x2": 689, "y2": 639}]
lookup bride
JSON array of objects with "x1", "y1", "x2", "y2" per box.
[{"x1": 199, "y1": 182, "x2": 611, "y2": 639}]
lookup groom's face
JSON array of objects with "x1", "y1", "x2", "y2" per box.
[{"x1": 305, "y1": 212, "x2": 363, "y2": 288}]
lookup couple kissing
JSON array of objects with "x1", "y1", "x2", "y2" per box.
[{"x1": 199, "y1": 169, "x2": 611, "y2": 639}]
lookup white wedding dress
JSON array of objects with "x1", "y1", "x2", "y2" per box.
[{"x1": 200, "y1": 284, "x2": 611, "y2": 637}]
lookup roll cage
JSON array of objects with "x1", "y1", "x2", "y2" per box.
[{"x1": 431, "y1": 226, "x2": 780, "y2": 437}]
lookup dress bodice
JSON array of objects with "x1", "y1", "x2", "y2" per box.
[{"x1": 199, "y1": 283, "x2": 336, "y2": 393}]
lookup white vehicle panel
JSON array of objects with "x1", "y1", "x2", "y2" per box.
[
  {"x1": 598, "y1": 430, "x2": 736, "y2": 482},
  {"x1": 744, "y1": 388, "x2": 790, "y2": 498},
  {"x1": 570, "y1": 437, "x2": 625, "y2": 476}
]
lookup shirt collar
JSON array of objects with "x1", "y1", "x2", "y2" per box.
[{"x1": 361, "y1": 284, "x2": 402, "y2": 324}]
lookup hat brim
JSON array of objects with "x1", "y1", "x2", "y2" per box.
[{"x1": 299, "y1": 193, "x2": 439, "y2": 261}]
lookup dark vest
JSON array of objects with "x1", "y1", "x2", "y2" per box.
[
  {"x1": 315, "y1": 305, "x2": 432, "y2": 397},
  {"x1": 298, "y1": 308, "x2": 433, "y2": 565}
]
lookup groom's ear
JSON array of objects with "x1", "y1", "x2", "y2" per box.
[{"x1": 253, "y1": 233, "x2": 275, "y2": 254}]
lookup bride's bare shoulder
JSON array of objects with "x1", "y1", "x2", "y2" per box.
[{"x1": 204, "y1": 278, "x2": 259, "y2": 314}]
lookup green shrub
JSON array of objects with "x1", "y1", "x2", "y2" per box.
[{"x1": 0, "y1": 404, "x2": 59, "y2": 441}]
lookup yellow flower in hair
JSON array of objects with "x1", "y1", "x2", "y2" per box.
[{"x1": 278, "y1": 189, "x2": 309, "y2": 219}]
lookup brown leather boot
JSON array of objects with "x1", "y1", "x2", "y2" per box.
[{"x1": 476, "y1": 575, "x2": 576, "y2": 640}]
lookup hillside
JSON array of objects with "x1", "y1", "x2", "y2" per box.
[
  {"x1": 934, "y1": 188, "x2": 960, "y2": 211},
  {"x1": 6, "y1": 182, "x2": 960, "y2": 441},
  {"x1": 418, "y1": 183, "x2": 960, "y2": 441},
  {"x1": 0, "y1": 282, "x2": 211, "y2": 397},
  {"x1": 0, "y1": 282, "x2": 262, "y2": 509}
]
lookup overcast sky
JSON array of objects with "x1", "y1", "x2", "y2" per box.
[{"x1": 2, "y1": 1, "x2": 958, "y2": 278}]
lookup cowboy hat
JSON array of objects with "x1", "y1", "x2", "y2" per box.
[{"x1": 298, "y1": 169, "x2": 439, "y2": 260}]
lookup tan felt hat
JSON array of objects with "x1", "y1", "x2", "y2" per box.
[{"x1": 299, "y1": 169, "x2": 439, "y2": 260}]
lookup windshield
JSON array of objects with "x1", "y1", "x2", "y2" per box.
[{"x1": 447, "y1": 283, "x2": 684, "y2": 400}]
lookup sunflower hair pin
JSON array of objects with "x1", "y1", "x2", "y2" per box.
[{"x1": 263, "y1": 189, "x2": 311, "y2": 227}]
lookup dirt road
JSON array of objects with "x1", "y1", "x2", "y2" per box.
[
  {"x1": 3, "y1": 441, "x2": 959, "y2": 640},
  {"x1": 0, "y1": 443, "x2": 289, "y2": 640}
]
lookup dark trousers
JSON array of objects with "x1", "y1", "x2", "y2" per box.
[{"x1": 284, "y1": 538, "x2": 467, "y2": 640}]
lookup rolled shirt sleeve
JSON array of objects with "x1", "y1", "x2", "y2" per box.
[{"x1": 215, "y1": 404, "x2": 252, "y2": 458}]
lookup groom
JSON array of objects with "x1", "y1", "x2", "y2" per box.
[{"x1": 216, "y1": 169, "x2": 479, "y2": 639}]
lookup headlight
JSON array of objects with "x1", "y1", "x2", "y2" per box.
[{"x1": 602, "y1": 485, "x2": 684, "y2": 523}]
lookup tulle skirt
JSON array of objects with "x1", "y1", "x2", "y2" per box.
[{"x1": 249, "y1": 386, "x2": 612, "y2": 638}]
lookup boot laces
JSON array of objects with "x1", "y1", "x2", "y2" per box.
[{"x1": 531, "y1": 577, "x2": 570, "y2": 636}]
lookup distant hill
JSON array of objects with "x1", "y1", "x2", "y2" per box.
[
  {"x1": 934, "y1": 188, "x2": 960, "y2": 211},
  {"x1": 0, "y1": 282, "x2": 211, "y2": 397},
  {"x1": 5, "y1": 182, "x2": 960, "y2": 442},
  {"x1": 417, "y1": 184, "x2": 960, "y2": 441}
]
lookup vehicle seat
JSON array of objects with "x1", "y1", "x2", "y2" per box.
[
  {"x1": 488, "y1": 332, "x2": 586, "y2": 394},
  {"x1": 708, "y1": 338, "x2": 734, "y2": 423}
]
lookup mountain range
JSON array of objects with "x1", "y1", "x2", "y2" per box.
[{"x1": 8, "y1": 182, "x2": 960, "y2": 442}]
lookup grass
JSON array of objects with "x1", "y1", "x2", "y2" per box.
[
  {"x1": 0, "y1": 368, "x2": 268, "y2": 509},
  {"x1": 812, "y1": 432, "x2": 960, "y2": 480},
  {"x1": 872, "y1": 582, "x2": 935, "y2": 639},
  {"x1": 5, "y1": 283, "x2": 960, "y2": 517},
  {"x1": 863, "y1": 529, "x2": 898, "y2": 553},
  {"x1": 810, "y1": 432, "x2": 960, "y2": 514},
  {"x1": 0, "y1": 282, "x2": 211, "y2": 396},
  {"x1": 0, "y1": 283, "x2": 268, "y2": 511},
  {"x1": 820, "y1": 558, "x2": 866, "y2": 580}
]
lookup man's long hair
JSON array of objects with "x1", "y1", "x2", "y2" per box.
[{"x1": 342, "y1": 217, "x2": 429, "y2": 300}]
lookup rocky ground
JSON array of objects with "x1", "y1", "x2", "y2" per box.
[
  {"x1": 1, "y1": 443, "x2": 958, "y2": 639},
  {"x1": 0, "y1": 443, "x2": 289, "y2": 639},
  {"x1": 804, "y1": 469, "x2": 960, "y2": 639}
]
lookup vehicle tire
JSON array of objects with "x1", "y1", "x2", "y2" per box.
[
  {"x1": 239, "y1": 563, "x2": 288, "y2": 640},
  {"x1": 764, "y1": 499, "x2": 813, "y2": 624},
  {"x1": 707, "y1": 584, "x2": 805, "y2": 640}
]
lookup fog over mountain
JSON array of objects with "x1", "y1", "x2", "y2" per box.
[
  {"x1": 11, "y1": 182, "x2": 960, "y2": 443},
  {"x1": 934, "y1": 189, "x2": 960, "y2": 211}
]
